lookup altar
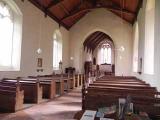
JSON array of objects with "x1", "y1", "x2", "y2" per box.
[{"x1": 99, "y1": 64, "x2": 112, "y2": 73}]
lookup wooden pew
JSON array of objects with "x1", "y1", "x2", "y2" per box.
[
  {"x1": 0, "y1": 80, "x2": 24, "y2": 112},
  {"x1": 1, "y1": 78, "x2": 42, "y2": 104},
  {"x1": 54, "y1": 73, "x2": 75, "y2": 90},
  {"x1": 79, "y1": 74, "x2": 85, "y2": 87},
  {"x1": 40, "y1": 79, "x2": 56, "y2": 99},
  {"x1": 83, "y1": 81, "x2": 160, "y2": 117},
  {"x1": 73, "y1": 74, "x2": 80, "y2": 88},
  {"x1": 89, "y1": 83, "x2": 154, "y2": 89},
  {"x1": 40, "y1": 76, "x2": 64, "y2": 95},
  {"x1": 29, "y1": 75, "x2": 65, "y2": 95},
  {"x1": 55, "y1": 78, "x2": 64, "y2": 95},
  {"x1": 61, "y1": 74, "x2": 71, "y2": 91},
  {"x1": 82, "y1": 75, "x2": 160, "y2": 118},
  {"x1": 43, "y1": 74, "x2": 76, "y2": 91},
  {"x1": 70, "y1": 76, "x2": 74, "y2": 89},
  {"x1": 96, "y1": 78, "x2": 146, "y2": 83},
  {"x1": 83, "y1": 93, "x2": 160, "y2": 116},
  {"x1": 93, "y1": 81, "x2": 149, "y2": 86},
  {"x1": 97, "y1": 76, "x2": 146, "y2": 83},
  {"x1": 87, "y1": 86, "x2": 158, "y2": 97},
  {"x1": 99, "y1": 76, "x2": 136, "y2": 79},
  {"x1": 19, "y1": 77, "x2": 56, "y2": 99},
  {"x1": 73, "y1": 74, "x2": 85, "y2": 88}
]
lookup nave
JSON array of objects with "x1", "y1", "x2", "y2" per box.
[
  {"x1": 0, "y1": 0, "x2": 160, "y2": 120},
  {"x1": 0, "y1": 88, "x2": 81, "y2": 120}
]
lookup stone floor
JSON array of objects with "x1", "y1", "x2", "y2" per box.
[{"x1": 0, "y1": 88, "x2": 81, "y2": 120}]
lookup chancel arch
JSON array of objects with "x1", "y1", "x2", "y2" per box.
[{"x1": 83, "y1": 31, "x2": 115, "y2": 75}]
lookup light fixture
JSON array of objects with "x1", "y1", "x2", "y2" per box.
[
  {"x1": 120, "y1": 46, "x2": 125, "y2": 52},
  {"x1": 120, "y1": 0, "x2": 125, "y2": 52},
  {"x1": 114, "y1": 46, "x2": 125, "y2": 52},
  {"x1": 70, "y1": 57, "x2": 74, "y2": 60},
  {"x1": 37, "y1": 48, "x2": 42, "y2": 54},
  {"x1": 36, "y1": 1, "x2": 43, "y2": 55},
  {"x1": 115, "y1": 0, "x2": 125, "y2": 53}
]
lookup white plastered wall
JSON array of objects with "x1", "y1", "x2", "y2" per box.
[
  {"x1": 132, "y1": 0, "x2": 160, "y2": 91},
  {"x1": 0, "y1": 0, "x2": 70, "y2": 79}
]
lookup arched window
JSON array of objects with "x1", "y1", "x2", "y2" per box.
[
  {"x1": 133, "y1": 22, "x2": 139, "y2": 72},
  {"x1": 0, "y1": 1, "x2": 22, "y2": 71},
  {"x1": 144, "y1": 0, "x2": 155, "y2": 74},
  {"x1": 53, "y1": 30, "x2": 62, "y2": 70},
  {"x1": 100, "y1": 43, "x2": 111, "y2": 64}
]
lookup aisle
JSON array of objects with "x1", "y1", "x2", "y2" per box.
[{"x1": 0, "y1": 88, "x2": 82, "y2": 120}]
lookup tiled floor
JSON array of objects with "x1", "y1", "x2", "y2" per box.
[{"x1": 0, "y1": 88, "x2": 81, "y2": 120}]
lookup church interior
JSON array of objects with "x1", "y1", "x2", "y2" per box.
[{"x1": 0, "y1": 0, "x2": 160, "y2": 120}]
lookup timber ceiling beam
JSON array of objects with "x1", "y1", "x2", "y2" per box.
[
  {"x1": 28, "y1": 0, "x2": 69, "y2": 30},
  {"x1": 92, "y1": 36, "x2": 107, "y2": 50},
  {"x1": 61, "y1": 5, "x2": 135, "y2": 21},
  {"x1": 85, "y1": 32, "x2": 104, "y2": 47},
  {"x1": 46, "y1": 0, "x2": 64, "y2": 10},
  {"x1": 61, "y1": 8, "x2": 90, "y2": 21},
  {"x1": 91, "y1": 35, "x2": 113, "y2": 51},
  {"x1": 89, "y1": 32, "x2": 104, "y2": 42},
  {"x1": 93, "y1": 35, "x2": 106, "y2": 46},
  {"x1": 83, "y1": 32, "x2": 101, "y2": 46},
  {"x1": 133, "y1": 0, "x2": 143, "y2": 24},
  {"x1": 88, "y1": 34, "x2": 106, "y2": 49},
  {"x1": 69, "y1": 12, "x2": 87, "y2": 28},
  {"x1": 89, "y1": 33, "x2": 105, "y2": 45},
  {"x1": 70, "y1": 1, "x2": 83, "y2": 14},
  {"x1": 59, "y1": 3, "x2": 70, "y2": 15}
]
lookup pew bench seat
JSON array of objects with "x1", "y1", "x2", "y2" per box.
[{"x1": 0, "y1": 88, "x2": 24, "y2": 112}]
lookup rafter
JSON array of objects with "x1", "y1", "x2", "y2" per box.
[
  {"x1": 69, "y1": 12, "x2": 87, "y2": 29},
  {"x1": 64, "y1": 0, "x2": 87, "y2": 28},
  {"x1": 92, "y1": 35, "x2": 106, "y2": 46},
  {"x1": 59, "y1": 3, "x2": 70, "y2": 15},
  {"x1": 84, "y1": 31, "x2": 114, "y2": 51},
  {"x1": 69, "y1": 1, "x2": 82, "y2": 14},
  {"x1": 89, "y1": 33, "x2": 105, "y2": 45},
  {"x1": 46, "y1": 0, "x2": 63, "y2": 10},
  {"x1": 61, "y1": 8, "x2": 90, "y2": 21},
  {"x1": 28, "y1": 0, "x2": 69, "y2": 30},
  {"x1": 93, "y1": 34, "x2": 113, "y2": 49},
  {"x1": 61, "y1": 5, "x2": 135, "y2": 21},
  {"x1": 86, "y1": 34, "x2": 106, "y2": 50},
  {"x1": 60, "y1": 0, "x2": 92, "y2": 21},
  {"x1": 28, "y1": 0, "x2": 141, "y2": 30},
  {"x1": 62, "y1": 1, "x2": 82, "y2": 21},
  {"x1": 84, "y1": 32, "x2": 101, "y2": 46},
  {"x1": 133, "y1": 0, "x2": 143, "y2": 24}
]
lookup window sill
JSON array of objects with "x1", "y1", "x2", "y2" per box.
[{"x1": 53, "y1": 67, "x2": 60, "y2": 71}]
